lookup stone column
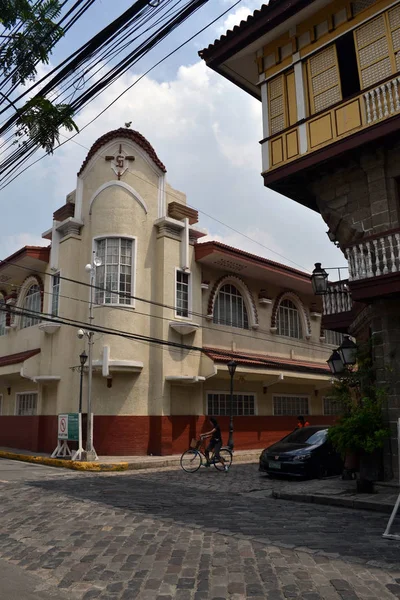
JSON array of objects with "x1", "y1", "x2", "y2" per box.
[{"x1": 371, "y1": 299, "x2": 400, "y2": 481}]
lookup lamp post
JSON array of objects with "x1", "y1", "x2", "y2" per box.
[
  {"x1": 227, "y1": 360, "x2": 237, "y2": 451},
  {"x1": 311, "y1": 263, "x2": 329, "y2": 295},
  {"x1": 84, "y1": 253, "x2": 102, "y2": 461},
  {"x1": 79, "y1": 351, "x2": 88, "y2": 414}
]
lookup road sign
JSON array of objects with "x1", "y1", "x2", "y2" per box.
[{"x1": 57, "y1": 413, "x2": 79, "y2": 441}]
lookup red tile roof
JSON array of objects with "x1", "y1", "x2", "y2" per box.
[
  {"x1": 0, "y1": 246, "x2": 50, "y2": 273},
  {"x1": 0, "y1": 349, "x2": 40, "y2": 368},
  {"x1": 204, "y1": 347, "x2": 330, "y2": 375},
  {"x1": 78, "y1": 128, "x2": 167, "y2": 176},
  {"x1": 195, "y1": 241, "x2": 310, "y2": 279},
  {"x1": 199, "y1": 0, "x2": 314, "y2": 64}
]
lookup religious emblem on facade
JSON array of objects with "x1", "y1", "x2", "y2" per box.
[{"x1": 105, "y1": 144, "x2": 135, "y2": 180}]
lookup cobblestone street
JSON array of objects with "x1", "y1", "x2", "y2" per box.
[{"x1": 1, "y1": 459, "x2": 400, "y2": 600}]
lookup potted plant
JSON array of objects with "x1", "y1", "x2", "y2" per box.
[{"x1": 327, "y1": 342, "x2": 390, "y2": 493}]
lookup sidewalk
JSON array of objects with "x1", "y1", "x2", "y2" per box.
[
  {"x1": 269, "y1": 476, "x2": 399, "y2": 514},
  {"x1": 0, "y1": 446, "x2": 261, "y2": 472}
]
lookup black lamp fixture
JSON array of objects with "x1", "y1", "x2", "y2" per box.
[
  {"x1": 338, "y1": 336, "x2": 357, "y2": 366},
  {"x1": 78, "y1": 351, "x2": 88, "y2": 414},
  {"x1": 227, "y1": 360, "x2": 237, "y2": 451},
  {"x1": 80, "y1": 351, "x2": 88, "y2": 367},
  {"x1": 327, "y1": 350, "x2": 345, "y2": 375},
  {"x1": 311, "y1": 262, "x2": 329, "y2": 295}
]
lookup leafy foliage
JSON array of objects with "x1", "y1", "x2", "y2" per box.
[
  {"x1": 0, "y1": 0, "x2": 78, "y2": 152},
  {"x1": 16, "y1": 97, "x2": 79, "y2": 154},
  {"x1": 327, "y1": 341, "x2": 390, "y2": 456}
]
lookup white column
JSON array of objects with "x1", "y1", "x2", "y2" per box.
[
  {"x1": 260, "y1": 81, "x2": 270, "y2": 172},
  {"x1": 74, "y1": 176, "x2": 84, "y2": 221},
  {"x1": 294, "y1": 56, "x2": 307, "y2": 155},
  {"x1": 181, "y1": 217, "x2": 189, "y2": 271},
  {"x1": 158, "y1": 173, "x2": 166, "y2": 218}
]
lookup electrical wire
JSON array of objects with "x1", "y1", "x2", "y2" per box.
[
  {"x1": 0, "y1": 0, "x2": 242, "y2": 191},
  {"x1": 0, "y1": 257, "x2": 335, "y2": 355},
  {"x1": 0, "y1": 303, "x2": 331, "y2": 375}
]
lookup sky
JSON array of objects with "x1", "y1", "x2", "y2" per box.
[{"x1": 0, "y1": 0, "x2": 345, "y2": 276}]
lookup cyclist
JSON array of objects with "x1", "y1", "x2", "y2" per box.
[{"x1": 201, "y1": 417, "x2": 228, "y2": 472}]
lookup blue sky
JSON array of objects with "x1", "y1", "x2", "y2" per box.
[{"x1": 0, "y1": 0, "x2": 345, "y2": 275}]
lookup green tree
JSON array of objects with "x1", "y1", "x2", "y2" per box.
[{"x1": 0, "y1": 0, "x2": 78, "y2": 153}]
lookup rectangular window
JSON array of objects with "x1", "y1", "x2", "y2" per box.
[
  {"x1": 16, "y1": 393, "x2": 38, "y2": 416},
  {"x1": 207, "y1": 393, "x2": 256, "y2": 416},
  {"x1": 273, "y1": 395, "x2": 309, "y2": 416},
  {"x1": 0, "y1": 298, "x2": 6, "y2": 336},
  {"x1": 176, "y1": 271, "x2": 190, "y2": 317},
  {"x1": 95, "y1": 238, "x2": 134, "y2": 305},
  {"x1": 354, "y1": 14, "x2": 391, "y2": 89},
  {"x1": 323, "y1": 396, "x2": 343, "y2": 415},
  {"x1": 51, "y1": 273, "x2": 60, "y2": 316}
]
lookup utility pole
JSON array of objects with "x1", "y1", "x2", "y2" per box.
[{"x1": 84, "y1": 252, "x2": 101, "y2": 461}]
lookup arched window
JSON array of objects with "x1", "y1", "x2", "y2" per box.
[
  {"x1": 0, "y1": 296, "x2": 5, "y2": 336},
  {"x1": 277, "y1": 298, "x2": 302, "y2": 338},
  {"x1": 213, "y1": 284, "x2": 249, "y2": 329},
  {"x1": 21, "y1": 285, "x2": 41, "y2": 329}
]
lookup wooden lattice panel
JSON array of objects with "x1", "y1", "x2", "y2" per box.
[
  {"x1": 389, "y1": 5, "x2": 400, "y2": 30},
  {"x1": 355, "y1": 15, "x2": 391, "y2": 89},
  {"x1": 308, "y1": 46, "x2": 341, "y2": 113},
  {"x1": 352, "y1": 0, "x2": 376, "y2": 17},
  {"x1": 355, "y1": 14, "x2": 386, "y2": 48},
  {"x1": 268, "y1": 75, "x2": 285, "y2": 135}
]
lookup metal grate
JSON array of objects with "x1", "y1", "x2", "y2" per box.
[
  {"x1": 16, "y1": 393, "x2": 38, "y2": 416},
  {"x1": 207, "y1": 393, "x2": 255, "y2": 416},
  {"x1": 273, "y1": 396, "x2": 309, "y2": 416},
  {"x1": 323, "y1": 397, "x2": 343, "y2": 415}
]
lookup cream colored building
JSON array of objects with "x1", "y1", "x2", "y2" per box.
[{"x1": 0, "y1": 128, "x2": 337, "y2": 456}]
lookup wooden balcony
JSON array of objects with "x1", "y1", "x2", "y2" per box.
[
  {"x1": 321, "y1": 280, "x2": 356, "y2": 334},
  {"x1": 345, "y1": 228, "x2": 400, "y2": 302},
  {"x1": 262, "y1": 73, "x2": 400, "y2": 180}
]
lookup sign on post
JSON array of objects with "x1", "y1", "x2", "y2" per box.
[
  {"x1": 58, "y1": 413, "x2": 79, "y2": 441},
  {"x1": 52, "y1": 413, "x2": 83, "y2": 460}
]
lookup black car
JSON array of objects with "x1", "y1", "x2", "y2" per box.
[{"x1": 259, "y1": 426, "x2": 343, "y2": 479}]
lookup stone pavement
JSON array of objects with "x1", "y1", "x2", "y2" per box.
[{"x1": 1, "y1": 459, "x2": 400, "y2": 600}]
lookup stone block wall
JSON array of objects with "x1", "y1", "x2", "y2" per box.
[{"x1": 309, "y1": 143, "x2": 400, "y2": 243}]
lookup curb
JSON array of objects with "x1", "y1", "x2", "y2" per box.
[
  {"x1": 0, "y1": 450, "x2": 259, "y2": 472},
  {"x1": 271, "y1": 490, "x2": 393, "y2": 514},
  {"x1": 0, "y1": 450, "x2": 128, "y2": 472}
]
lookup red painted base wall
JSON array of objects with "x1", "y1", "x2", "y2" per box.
[{"x1": 0, "y1": 415, "x2": 336, "y2": 456}]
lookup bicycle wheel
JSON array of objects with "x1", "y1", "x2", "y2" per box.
[
  {"x1": 214, "y1": 448, "x2": 233, "y2": 471},
  {"x1": 180, "y1": 450, "x2": 202, "y2": 473}
]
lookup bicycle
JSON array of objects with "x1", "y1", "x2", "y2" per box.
[{"x1": 180, "y1": 438, "x2": 233, "y2": 473}]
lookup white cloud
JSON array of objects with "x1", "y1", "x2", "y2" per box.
[
  {"x1": 3, "y1": 57, "x2": 344, "y2": 275},
  {"x1": 0, "y1": 233, "x2": 47, "y2": 259}
]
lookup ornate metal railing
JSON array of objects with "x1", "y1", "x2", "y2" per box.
[
  {"x1": 322, "y1": 280, "x2": 352, "y2": 315},
  {"x1": 345, "y1": 229, "x2": 400, "y2": 281}
]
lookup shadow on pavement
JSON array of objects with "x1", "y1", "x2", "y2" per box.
[{"x1": 26, "y1": 463, "x2": 400, "y2": 567}]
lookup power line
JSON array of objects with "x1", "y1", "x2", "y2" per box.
[
  {"x1": 0, "y1": 257, "x2": 334, "y2": 355},
  {"x1": 0, "y1": 0, "x2": 243, "y2": 190},
  {"x1": 1, "y1": 304, "x2": 331, "y2": 375}
]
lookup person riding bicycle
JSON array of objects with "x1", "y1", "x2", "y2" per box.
[{"x1": 201, "y1": 417, "x2": 228, "y2": 472}]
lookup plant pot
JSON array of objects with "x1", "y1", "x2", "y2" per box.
[
  {"x1": 356, "y1": 479, "x2": 374, "y2": 493},
  {"x1": 342, "y1": 451, "x2": 359, "y2": 480}
]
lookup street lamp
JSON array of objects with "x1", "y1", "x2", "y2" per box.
[
  {"x1": 227, "y1": 360, "x2": 237, "y2": 451},
  {"x1": 84, "y1": 253, "x2": 102, "y2": 461},
  {"x1": 327, "y1": 350, "x2": 345, "y2": 375},
  {"x1": 338, "y1": 335, "x2": 357, "y2": 366},
  {"x1": 311, "y1": 262, "x2": 329, "y2": 295},
  {"x1": 79, "y1": 351, "x2": 88, "y2": 414}
]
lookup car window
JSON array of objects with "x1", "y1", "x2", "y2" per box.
[{"x1": 284, "y1": 428, "x2": 327, "y2": 445}]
